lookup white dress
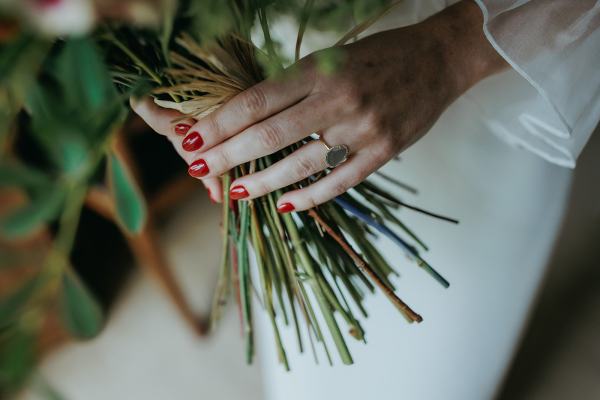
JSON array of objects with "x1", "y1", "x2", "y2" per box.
[{"x1": 257, "y1": 2, "x2": 599, "y2": 399}]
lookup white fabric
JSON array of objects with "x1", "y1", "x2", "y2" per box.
[
  {"x1": 295, "y1": 0, "x2": 599, "y2": 167},
  {"x1": 257, "y1": 2, "x2": 588, "y2": 399},
  {"x1": 473, "y1": 0, "x2": 600, "y2": 167}
]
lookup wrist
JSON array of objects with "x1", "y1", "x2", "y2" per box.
[{"x1": 422, "y1": 0, "x2": 508, "y2": 98}]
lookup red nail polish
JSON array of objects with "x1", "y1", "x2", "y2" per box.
[
  {"x1": 174, "y1": 123, "x2": 192, "y2": 136},
  {"x1": 188, "y1": 159, "x2": 209, "y2": 178},
  {"x1": 230, "y1": 185, "x2": 249, "y2": 200},
  {"x1": 182, "y1": 131, "x2": 204, "y2": 152},
  {"x1": 277, "y1": 203, "x2": 295, "y2": 213},
  {"x1": 35, "y1": 0, "x2": 62, "y2": 9}
]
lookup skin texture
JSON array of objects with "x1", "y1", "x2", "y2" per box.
[{"x1": 132, "y1": 0, "x2": 507, "y2": 209}]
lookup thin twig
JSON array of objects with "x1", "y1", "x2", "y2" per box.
[{"x1": 308, "y1": 210, "x2": 422, "y2": 323}]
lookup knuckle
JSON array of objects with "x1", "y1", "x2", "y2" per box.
[
  {"x1": 255, "y1": 179, "x2": 272, "y2": 195},
  {"x1": 216, "y1": 149, "x2": 233, "y2": 172},
  {"x1": 206, "y1": 114, "x2": 223, "y2": 138},
  {"x1": 379, "y1": 136, "x2": 397, "y2": 158},
  {"x1": 241, "y1": 86, "x2": 268, "y2": 117},
  {"x1": 339, "y1": 83, "x2": 364, "y2": 111},
  {"x1": 257, "y1": 122, "x2": 283, "y2": 150},
  {"x1": 363, "y1": 109, "x2": 385, "y2": 131},
  {"x1": 304, "y1": 194, "x2": 319, "y2": 210},
  {"x1": 332, "y1": 179, "x2": 352, "y2": 197},
  {"x1": 292, "y1": 156, "x2": 318, "y2": 178}
]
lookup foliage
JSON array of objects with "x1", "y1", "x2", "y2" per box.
[{"x1": 0, "y1": 0, "x2": 456, "y2": 395}]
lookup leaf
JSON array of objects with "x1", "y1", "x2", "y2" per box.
[
  {"x1": 0, "y1": 275, "x2": 42, "y2": 328},
  {"x1": 59, "y1": 269, "x2": 104, "y2": 339},
  {"x1": 0, "y1": 35, "x2": 50, "y2": 105},
  {"x1": 107, "y1": 152, "x2": 147, "y2": 234},
  {"x1": 160, "y1": 0, "x2": 178, "y2": 61},
  {"x1": 0, "y1": 188, "x2": 66, "y2": 239},
  {"x1": 0, "y1": 330, "x2": 37, "y2": 393},
  {"x1": 53, "y1": 38, "x2": 116, "y2": 112},
  {"x1": 24, "y1": 38, "x2": 125, "y2": 174},
  {"x1": 0, "y1": 162, "x2": 51, "y2": 189}
]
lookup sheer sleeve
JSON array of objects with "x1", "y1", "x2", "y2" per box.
[{"x1": 472, "y1": 0, "x2": 600, "y2": 167}]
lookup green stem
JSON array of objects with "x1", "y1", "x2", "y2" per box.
[
  {"x1": 105, "y1": 34, "x2": 163, "y2": 85},
  {"x1": 282, "y1": 213, "x2": 353, "y2": 365}
]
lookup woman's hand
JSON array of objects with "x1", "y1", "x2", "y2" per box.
[{"x1": 132, "y1": 0, "x2": 506, "y2": 210}]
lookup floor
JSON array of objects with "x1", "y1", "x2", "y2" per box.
[
  {"x1": 26, "y1": 192, "x2": 265, "y2": 400},
  {"x1": 23, "y1": 131, "x2": 600, "y2": 400}
]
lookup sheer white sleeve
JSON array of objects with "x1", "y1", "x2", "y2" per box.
[{"x1": 472, "y1": 0, "x2": 600, "y2": 167}]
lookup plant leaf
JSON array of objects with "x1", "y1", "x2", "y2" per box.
[
  {"x1": 59, "y1": 269, "x2": 104, "y2": 339},
  {"x1": 0, "y1": 329, "x2": 37, "y2": 393},
  {"x1": 0, "y1": 162, "x2": 51, "y2": 189},
  {"x1": 0, "y1": 274, "x2": 42, "y2": 328},
  {"x1": 107, "y1": 152, "x2": 147, "y2": 234},
  {"x1": 0, "y1": 188, "x2": 66, "y2": 239}
]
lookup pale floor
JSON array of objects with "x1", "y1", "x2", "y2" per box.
[
  {"x1": 22, "y1": 131, "x2": 600, "y2": 400},
  {"x1": 25, "y1": 191, "x2": 265, "y2": 400}
]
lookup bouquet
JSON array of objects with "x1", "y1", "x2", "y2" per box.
[{"x1": 0, "y1": 0, "x2": 456, "y2": 381}]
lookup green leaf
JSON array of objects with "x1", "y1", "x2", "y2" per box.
[
  {"x1": 107, "y1": 152, "x2": 147, "y2": 234},
  {"x1": 59, "y1": 269, "x2": 104, "y2": 340},
  {"x1": 53, "y1": 38, "x2": 116, "y2": 112},
  {"x1": 160, "y1": 0, "x2": 178, "y2": 61},
  {"x1": 24, "y1": 37, "x2": 125, "y2": 174},
  {"x1": 0, "y1": 34, "x2": 50, "y2": 104},
  {"x1": 0, "y1": 188, "x2": 66, "y2": 239},
  {"x1": 0, "y1": 329, "x2": 37, "y2": 393},
  {"x1": 0, "y1": 275, "x2": 42, "y2": 328},
  {"x1": 0, "y1": 161, "x2": 51, "y2": 189}
]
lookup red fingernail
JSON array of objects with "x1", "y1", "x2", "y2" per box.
[
  {"x1": 182, "y1": 131, "x2": 204, "y2": 151},
  {"x1": 174, "y1": 123, "x2": 192, "y2": 136},
  {"x1": 230, "y1": 185, "x2": 249, "y2": 200},
  {"x1": 35, "y1": 0, "x2": 62, "y2": 9},
  {"x1": 277, "y1": 203, "x2": 295, "y2": 213},
  {"x1": 188, "y1": 159, "x2": 209, "y2": 178}
]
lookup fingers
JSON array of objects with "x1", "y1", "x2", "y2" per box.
[
  {"x1": 130, "y1": 97, "x2": 196, "y2": 160},
  {"x1": 183, "y1": 65, "x2": 314, "y2": 155},
  {"x1": 130, "y1": 97, "x2": 193, "y2": 138},
  {"x1": 130, "y1": 97, "x2": 221, "y2": 201},
  {"x1": 228, "y1": 140, "x2": 328, "y2": 200},
  {"x1": 275, "y1": 151, "x2": 382, "y2": 212},
  {"x1": 186, "y1": 96, "x2": 331, "y2": 179}
]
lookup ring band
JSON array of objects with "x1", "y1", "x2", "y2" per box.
[{"x1": 319, "y1": 139, "x2": 350, "y2": 168}]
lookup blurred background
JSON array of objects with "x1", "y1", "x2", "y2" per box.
[
  {"x1": 0, "y1": 1, "x2": 598, "y2": 398},
  {"x1": 1, "y1": 115, "x2": 597, "y2": 400}
]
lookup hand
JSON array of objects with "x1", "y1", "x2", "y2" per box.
[{"x1": 132, "y1": 0, "x2": 506, "y2": 210}]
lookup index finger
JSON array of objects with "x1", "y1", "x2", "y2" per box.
[{"x1": 186, "y1": 62, "x2": 315, "y2": 154}]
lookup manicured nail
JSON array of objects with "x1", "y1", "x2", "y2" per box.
[
  {"x1": 174, "y1": 123, "x2": 192, "y2": 136},
  {"x1": 277, "y1": 202, "x2": 295, "y2": 213},
  {"x1": 188, "y1": 159, "x2": 209, "y2": 178},
  {"x1": 229, "y1": 185, "x2": 249, "y2": 200},
  {"x1": 182, "y1": 131, "x2": 204, "y2": 151}
]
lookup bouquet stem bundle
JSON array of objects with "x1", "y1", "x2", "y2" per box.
[{"x1": 104, "y1": 1, "x2": 455, "y2": 368}]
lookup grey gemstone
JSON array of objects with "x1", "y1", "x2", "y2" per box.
[{"x1": 326, "y1": 145, "x2": 349, "y2": 168}]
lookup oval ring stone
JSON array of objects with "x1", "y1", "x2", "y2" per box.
[{"x1": 325, "y1": 144, "x2": 349, "y2": 168}]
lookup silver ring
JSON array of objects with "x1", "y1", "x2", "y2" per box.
[{"x1": 319, "y1": 139, "x2": 350, "y2": 168}]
